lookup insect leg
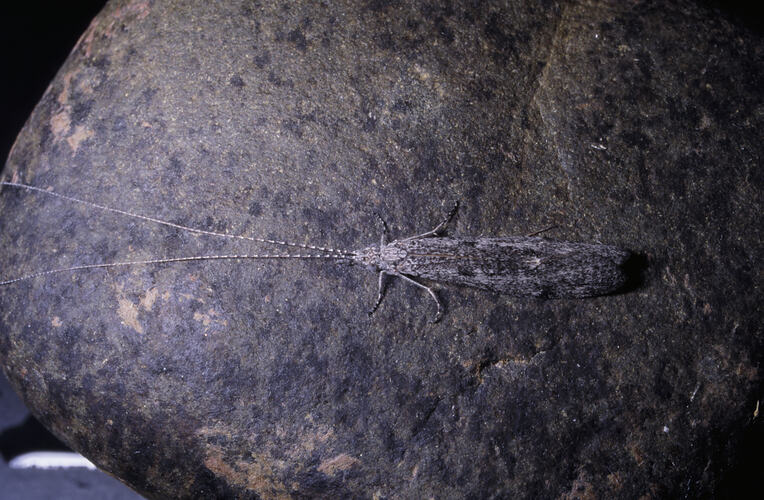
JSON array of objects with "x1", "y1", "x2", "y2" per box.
[
  {"x1": 374, "y1": 212, "x2": 389, "y2": 246},
  {"x1": 368, "y1": 271, "x2": 388, "y2": 317},
  {"x1": 402, "y1": 200, "x2": 459, "y2": 241},
  {"x1": 526, "y1": 224, "x2": 557, "y2": 237},
  {"x1": 394, "y1": 273, "x2": 444, "y2": 323}
]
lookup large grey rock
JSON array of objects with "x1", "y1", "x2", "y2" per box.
[{"x1": 0, "y1": 0, "x2": 760, "y2": 498}]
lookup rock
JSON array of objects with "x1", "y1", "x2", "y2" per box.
[{"x1": 0, "y1": 0, "x2": 760, "y2": 498}]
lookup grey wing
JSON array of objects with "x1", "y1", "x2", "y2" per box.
[{"x1": 394, "y1": 237, "x2": 630, "y2": 298}]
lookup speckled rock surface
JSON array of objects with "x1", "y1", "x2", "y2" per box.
[{"x1": 0, "y1": 0, "x2": 761, "y2": 498}]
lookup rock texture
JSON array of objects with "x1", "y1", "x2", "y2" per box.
[{"x1": 0, "y1": 0, "x2": 761, "y2": 498}]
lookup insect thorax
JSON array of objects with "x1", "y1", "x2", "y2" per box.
[{"x1": 352, "y1": 243, "x2": 408, "y2": 272}]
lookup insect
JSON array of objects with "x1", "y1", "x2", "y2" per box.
[{"x1": 0, "y1": 181, "x2": 631, "y2": 322}]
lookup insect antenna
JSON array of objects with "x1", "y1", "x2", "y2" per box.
[
  {"x1": 0, "y1": 253, "x2": 348, "y2": 286},
  {"x1": 0, "y1": 181, "x2": 353, "y2": 256}
]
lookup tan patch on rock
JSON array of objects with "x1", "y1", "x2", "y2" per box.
[
  {"x1": 51, "y1": 316, "x2": 63, "y2": 328},
  {"x1": 193, "y1": 310, "x2": 212, "y2": 327},
  {"x1": 117, "y1": 298, "x2": 143, "y2": 334},
  {"x1": 193, "y1": 308, "x2": 227, "y2": 331},
  {"x1": 66, "y1": 125, "x2": 94, "y2": 153},
  {"x1": 203, "y1": 446, "x2": 290, "y2": 500},
  {"x1": 139, "y1": 287, "x2": 159, "y2": 311},
  {"x1": 122, "y1": 0, "x2": 151, "y2": 20},
  {"x1": 317, "y1": 453, "x2": 360, "y2": 476},
  {"x1": 78, "y1": 20, "x2": 99, "y2": 58},
  {"x1": 77, "y1": 0, "x2": 152, "y2": 58},
  {"x1": 58, "y1": 71, "x2": 75, "y2": 105},
  {"x1": 297, "y1": 423, "x2": 334, "y2": 454},
  {"x1": 50, "y1": 111, "x2": 71, "y2": 142},
  {"x1": 560, "y1": 470, "x2": 596, "y2": 500},
  {"x1": 629, "y1": 441, "x2": 644, "y2": 466},
  {"x1": 607, "y1": 471, "x2": 623, "y2": 492}
]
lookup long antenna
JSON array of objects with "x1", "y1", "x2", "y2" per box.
[
  {"x1": 0, "y1": 181, "x2": 351, "y2": 256},
  {"x1": 0, "y1": 253, "x2": 347, "y2": 286}
]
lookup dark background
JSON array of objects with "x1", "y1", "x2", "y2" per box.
[{"x1": 0, "y1": 2, "x2": 760, "y2": 499}]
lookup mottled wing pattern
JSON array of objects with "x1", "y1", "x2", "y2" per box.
[{"x1": 389, "y1": 237, "x2": 630, "y2": 298}]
